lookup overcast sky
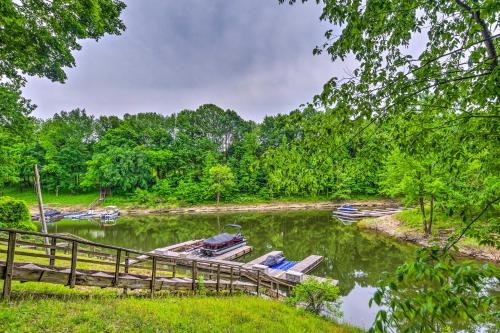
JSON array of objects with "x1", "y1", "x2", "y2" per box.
[{"x1": 23, "y1": 0, "x2": 345, "y2": 122}]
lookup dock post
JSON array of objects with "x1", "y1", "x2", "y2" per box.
[
  {"x1": 191, "y1": 261, "x2": 197, "y2": 294},
  {"x1": 256, "y1": 270, "x2": 261, "y2": 296},
  {"x1": 123, "y1": 250, "x2": 129, "y2": 295},
  {"x1": 49, "y1": 237, "x2": 56, "y2": 268},
  {"x1": 230, "y1": 267, "x2": 234, "y2": 295},
  {"x1": 113, "y1": 249, "x2": 121, "y2": 287},
  {"x1": 216, "y1": 264, "x2": 221, "y2": 294},
  {"x1": 151, "y1": 256, "x2": 157, "y2": 298},
  {"x1": 2, "y1": 231, "x2": 17, "y2": 301},
  {"x1": 68, "y1": 241, "x2": 78, "y2": 288}
]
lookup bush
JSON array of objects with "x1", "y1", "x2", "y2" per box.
[
  {"x1": 286, "y1": 278, "x2": 342, "y2": 318},
  {"x1": 0, "y1": 196, "x2": 36, "y2": 231}
]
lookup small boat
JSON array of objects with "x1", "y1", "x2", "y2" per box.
[
  {"x1": 336, "y1": 204, "x2": 358, "y2": 212},
  {"x1": 201, "y1": 224, "x2": 246, "y2": 257},
  {"x1": 32, "y1": 209, "x2": 64, "y2": 223},
  {"x1": 263, "y1": 253, "x2": 285, "y2": 267},
  {"x1": 263, "y1": 253, "x2": 297, "y2": 271},
  {"x1": 100, "y1": 206, "x2": 120, "y2": 222}
]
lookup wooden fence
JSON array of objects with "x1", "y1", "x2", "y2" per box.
[{"x1": 0, "y1": 227, "x2": 292, "y2": 301}]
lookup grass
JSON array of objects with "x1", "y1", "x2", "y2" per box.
[
  {"x1": 0, "y1": 281, "x2": 360, "y2": 333},
  {"x1": 394, "y1": 208, "x2": 462, "y2": 232},
  {"x1": 2, "y1": 187, "x2": 385, "y2": 210},
  {"x1": 1, "y1": 188, "x2": 99, "y2": 207}
]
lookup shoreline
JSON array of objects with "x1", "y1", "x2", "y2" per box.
[
  {"x1": 358, "y1": 215, "x2": 500, "y2": 263},
  {"x1": 31, "y1": 198, "x2": 400, "y2": 215}
]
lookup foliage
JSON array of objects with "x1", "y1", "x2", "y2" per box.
[
  {"x1": 208, "y1": 164, "x2": 235, "y2": 204},
  {"x1": 0, "y1": 196, "x2": 35, "y2": 231},
  {"x1": 369, "y1": 247, "x2": 499, "y2": 332},
  {"x1": 287, "y1": 278, "x2": 342, "y2": 317}
]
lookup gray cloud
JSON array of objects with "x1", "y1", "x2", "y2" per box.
[{"x1": 23, "y1": 0, "x2": 346, "y2": 121}]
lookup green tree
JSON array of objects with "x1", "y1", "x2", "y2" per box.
[{"x1": 208, "y1": 164, "x2": 235, "y2": 205}]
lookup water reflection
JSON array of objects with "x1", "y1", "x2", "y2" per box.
[{"x1": 47, "y1": 210, "x2": 417, "y2": 327}]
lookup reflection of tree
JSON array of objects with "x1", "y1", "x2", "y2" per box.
[{"x1": 49, "y1": 211, "x2": 416, "y2": 296}]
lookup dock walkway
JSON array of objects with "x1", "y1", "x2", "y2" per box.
[{"x1": 0, "y1": 228, "x2": 294, "y2": 301}]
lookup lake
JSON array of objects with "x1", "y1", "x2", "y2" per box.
[{"x1": 47, "y1": 210, "x2": 416, "y2": 328}]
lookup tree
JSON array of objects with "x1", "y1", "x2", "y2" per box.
[
  {"x1": 39, "y1": 109, "x2": 95, "y2": 193},
  {"x1": 0, "y1": 0, "x2": 126, "y2": 87},
  {"x1": 208, "y1": 164, "x2": 235, "y2": 205},
  {"x1": 286, "y1": 278, "x2": 342, "y2": 317}
]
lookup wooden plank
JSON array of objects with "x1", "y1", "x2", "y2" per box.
[
  {"x1": 216, "y1": 245, "x2": 253, "y2": 260},
  {"x1": 1, "y1": 231, "x2": 16, "y2": 300},
  {"x1": 288, "y1": 255, "x2": 323, "y2": 274}
]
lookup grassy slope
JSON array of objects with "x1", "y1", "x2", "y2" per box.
[
  {"x1": 2, "y1": 188, "x2": 384, "y2": 209},
  {"x1": 0, "y1": 282, "x2": 359, "y2": 333}
]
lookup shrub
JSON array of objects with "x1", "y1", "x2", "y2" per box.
[
  {"x1": 287, "y1": 278, "x2": 342, "y2": 318},
  {"x1": 0, "y1": 196, "x2": 36, "y2": 231}
]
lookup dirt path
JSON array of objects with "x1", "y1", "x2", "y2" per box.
[{"x1": 360, "y1": 215, "x2": 500, "y2": 263}]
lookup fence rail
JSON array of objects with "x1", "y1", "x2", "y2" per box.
[{"x1": 0, "y1": 227, "x2": 292, "y2": 301}]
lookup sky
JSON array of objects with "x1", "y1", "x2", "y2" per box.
[{"x1": 23, "y1": 0, "x2": 343, "y2": 122}]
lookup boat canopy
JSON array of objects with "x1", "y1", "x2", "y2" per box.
[{"x1": 204, "y1": 232, "x2": 237, "y2": 246}]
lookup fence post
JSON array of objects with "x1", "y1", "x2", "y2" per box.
[
  {"x1": 151, "y1": 256, "x2": 157, "y2": 298},
  {"x1": 123, "y1": 250, "x2": 129, "y2": 295},
  {"x1": 113, "y1": 249, "x2": 121, "y2": 287},
  {"x1": 68, "y1": 241, "x2": 78, "y2": 288},
  {"x1": 2, "y1": 231, "x2": 17, "y2": 301},
  {"x1": 275, "y1": 282, "x2": 280, "y2": 298},
  {"x1": 191, "y1": 261, "x2": 197, "y2": 294},
  {"x1": 230, "y1": 267, "x2": 234, "y2": 295},
  {"x1": 49, "y1": 237, "x2": 57, "y2": 268},
  {"x1": 256, "y1": 270, "x2": 261, "y2": 296},
  {"x1": 216, "y1": 264, "x2": 221, "y2": 294},
  {"x1": 172, "y1": 259, "x2": 176, "y2": 278}
]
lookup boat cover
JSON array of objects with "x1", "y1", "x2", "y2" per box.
[{"x1": 204, "y1": 232, "x2": 237, "y2": 245}]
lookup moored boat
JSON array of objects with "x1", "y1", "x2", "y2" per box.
[
  {"x1": 201, "y1": 224, "x2": 246, "y2": 257},
  {"x1": 32, "y1": 209, "x2": 64, "y2": 223},
  {"x1": 100, "y1": 206, "x2": 120, "y2": 222}
]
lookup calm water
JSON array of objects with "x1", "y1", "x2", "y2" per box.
[{"x1": 47, "y1": 210, "x2": 416, "y2": 328}]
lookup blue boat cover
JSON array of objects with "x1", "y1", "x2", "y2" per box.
[{"x1": 270, "y1": 260, "x2": 297, "y2": 271}]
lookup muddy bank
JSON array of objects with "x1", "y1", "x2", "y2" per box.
[
  {"x1": 359, "y1": 215, "x2": 500, "y2": 263},
  {"x1": 34, "y1": 199, "x2": 399, "y2": 215}
]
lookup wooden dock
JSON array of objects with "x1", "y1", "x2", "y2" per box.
[
  {"x1": 288, "y1": 255, "x2": 323, "y2": 274},
  {"x1": 215, "y1": 245, "x2": 253, "y2": 260},
  {"x1": 127, "y1": 239, "x2": 204, "y2": 265},
  {"x1": 1, "y1": 228, "x2": 298, "y2": 301}
]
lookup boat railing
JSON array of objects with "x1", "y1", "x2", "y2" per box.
[{"x1": 0, "y1": 227, "x2": 292, "y2": 301}]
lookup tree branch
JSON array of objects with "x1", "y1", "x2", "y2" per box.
[{"x1": 455, "y1": 0, "x2": 498, "y2": 69}]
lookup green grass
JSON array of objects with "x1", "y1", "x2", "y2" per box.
[
  {"x1": 2, "y1": 187, "x2": 385, "y2": 210},
  {"x1": 0, "y1": 281, "x2": 360, "y2": 333},
  {"x1": 1, "y1": 188, "x2": 100, "y2": 207},
  {"x1": 395, "y1": 207, "x2": 462, "y2": 233}
]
